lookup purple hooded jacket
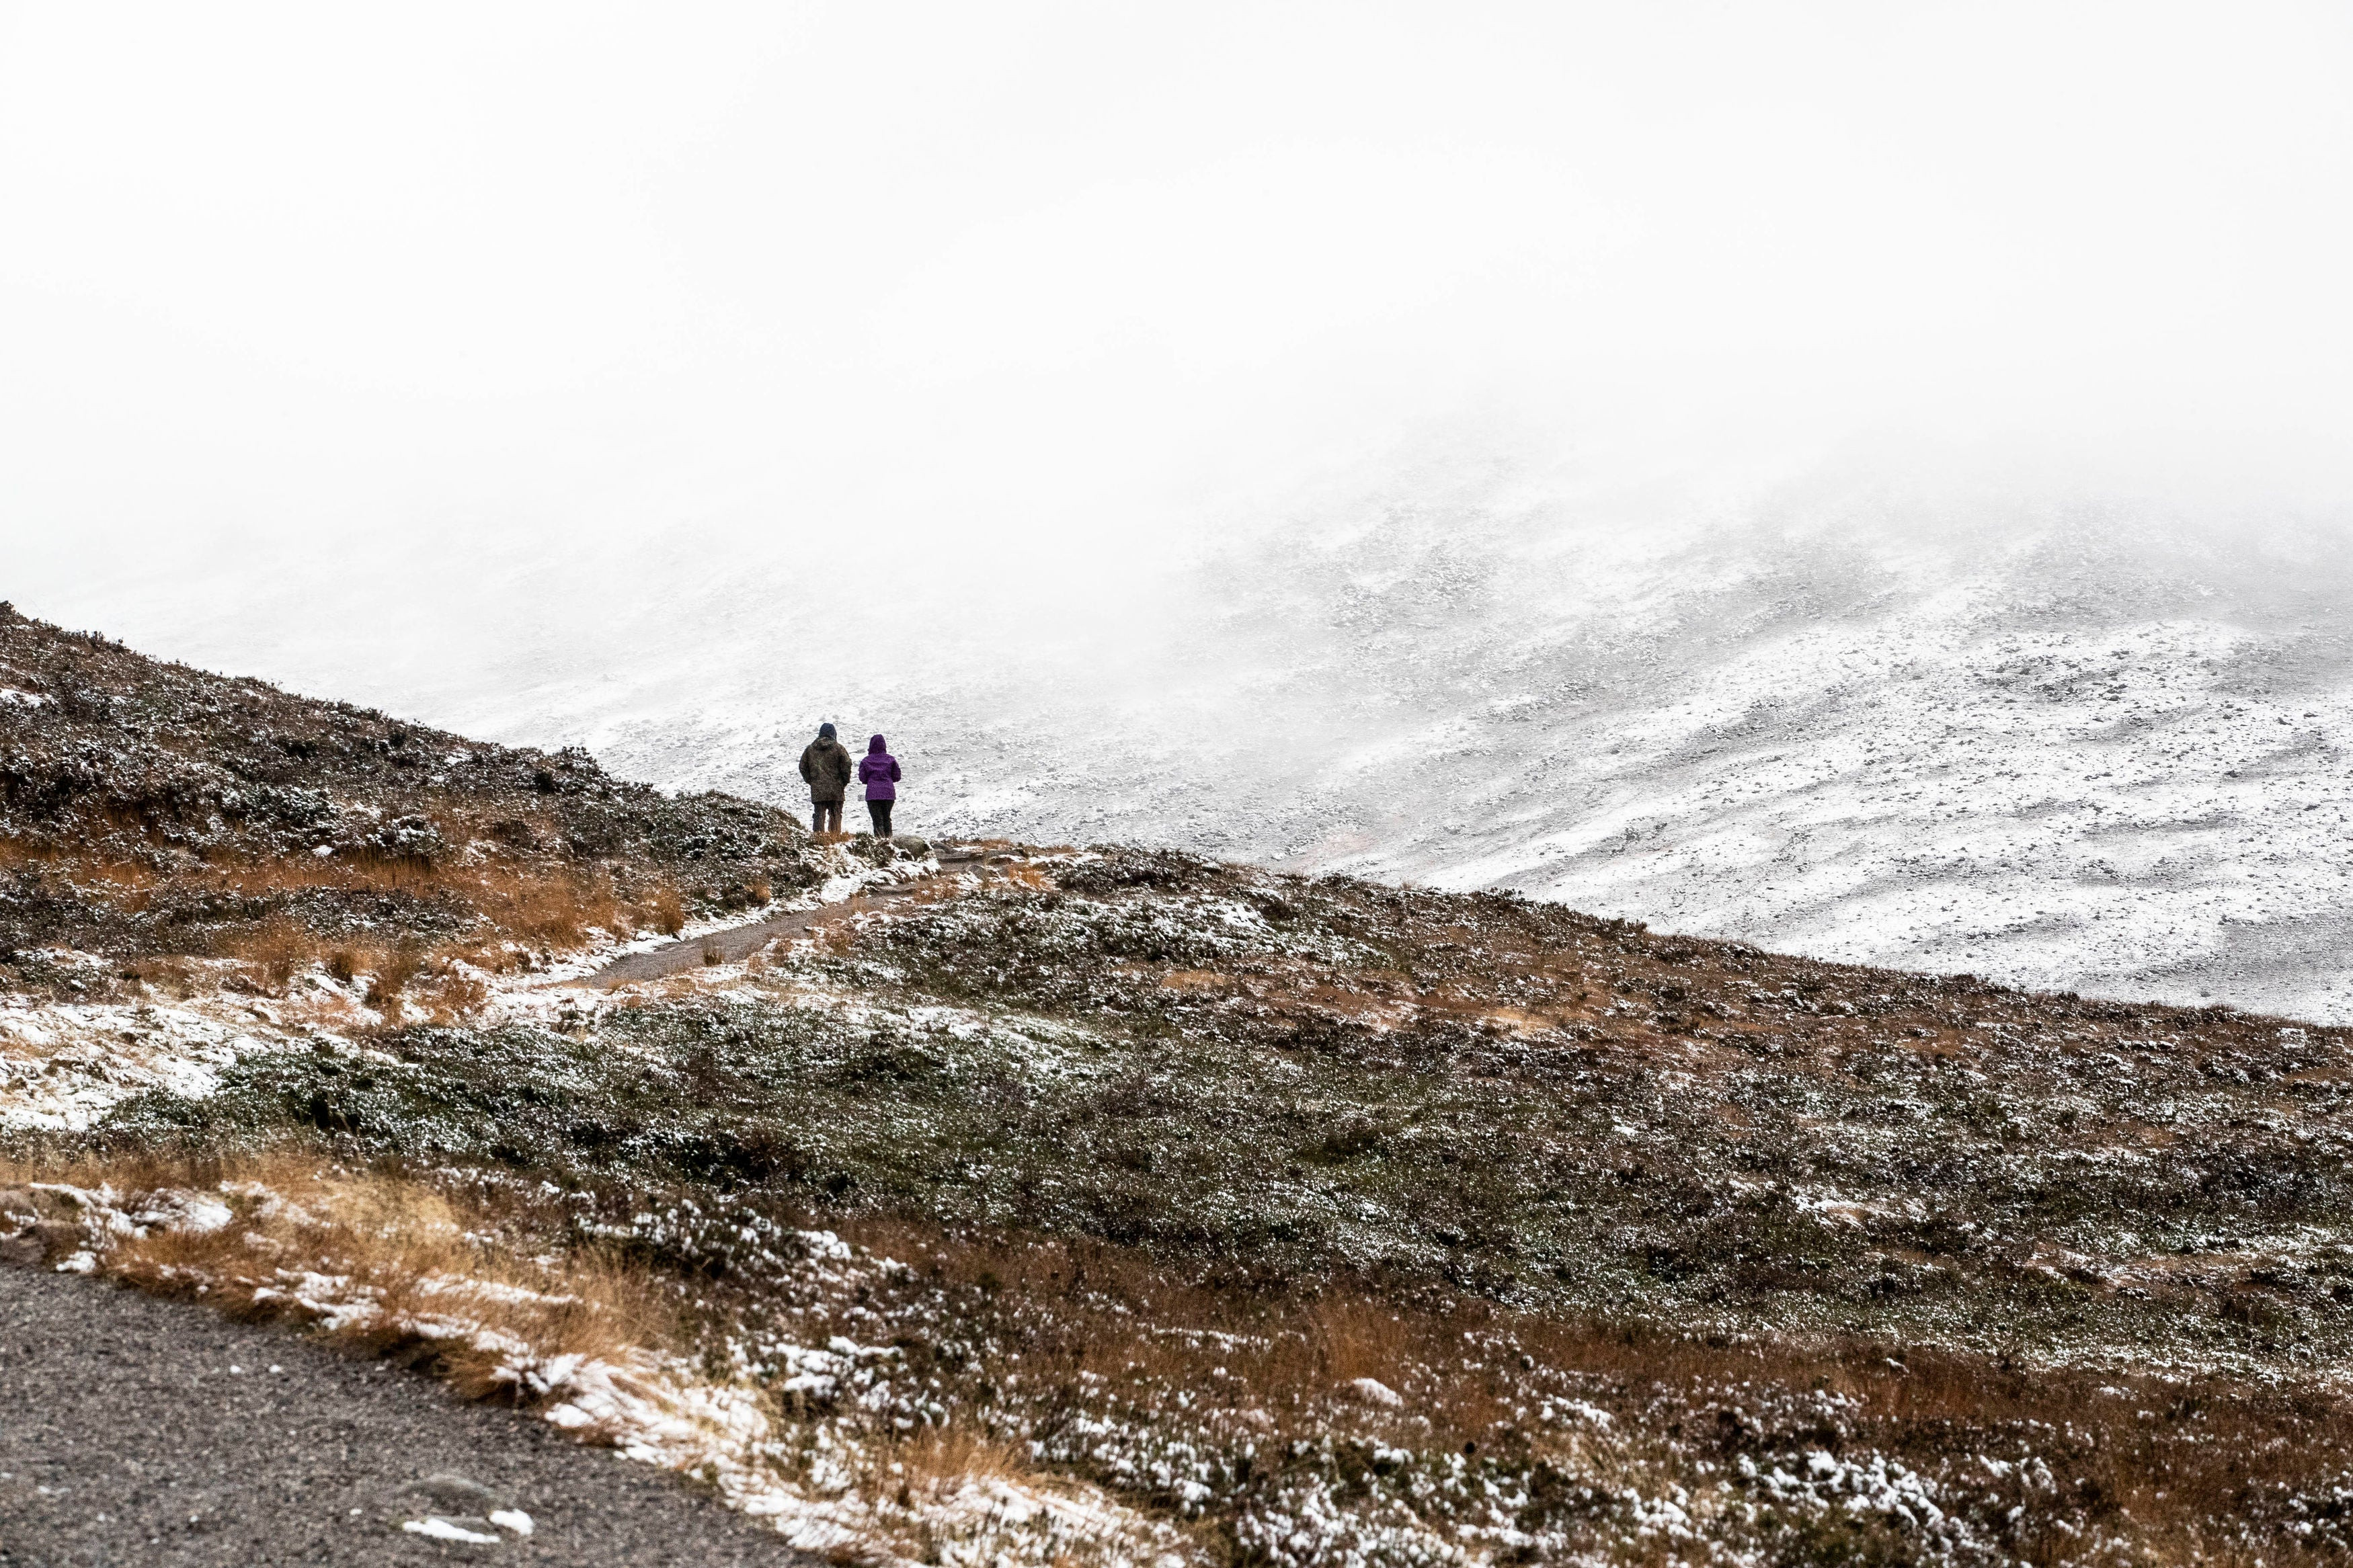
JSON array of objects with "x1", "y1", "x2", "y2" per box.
[{"x1": 859, "y1": 735, "x2": 901, "y2": 801}]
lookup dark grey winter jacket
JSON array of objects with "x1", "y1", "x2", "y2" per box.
[{"x1": 799, "y1": 737, "x2": 855, "y2": 803}]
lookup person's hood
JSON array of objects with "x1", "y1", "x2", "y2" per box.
[{"x1": 868, "y1": 734, "x2": 887, "y2": 753}]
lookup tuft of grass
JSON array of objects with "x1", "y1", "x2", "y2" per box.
[
  {"x1": 363, "y1": 943, "x2": 424, "y2": 1007},
  {"x1": 206, "y1": 916, "x2": 319, "y2": 990},
  {"x1": 650, "y1": 884, "x2": 687, "y2": 937}
]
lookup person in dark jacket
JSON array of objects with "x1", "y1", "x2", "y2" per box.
[
  {"x1": 798, "y1": 723, "x2": 854, "y2": 835},
  {"x1": 859, "y1": 734, "x2": 902, "y2": 838}
]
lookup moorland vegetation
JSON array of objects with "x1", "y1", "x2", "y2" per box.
[{"x1": 6, "y1": 603, "x2": 2352, "y2": 1567}]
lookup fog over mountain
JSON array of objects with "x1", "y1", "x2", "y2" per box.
[
  {"x1": 32, "y1": 436, "x2": 2353, "y2": 1023},
  {"x1": 502, "y1": 466, "x2": 2353, "y2": 1027},
  {"x1": 8, "y1": 3, "x2": 2353, "y2": 1018}
]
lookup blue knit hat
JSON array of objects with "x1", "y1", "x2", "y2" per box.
[{"x1": 818, "y1": 723, "x2": 836, "y2": 739}]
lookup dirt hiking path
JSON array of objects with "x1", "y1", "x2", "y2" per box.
[{"x1": 576, "y1": 849, "x2": 978, "y2": 989}]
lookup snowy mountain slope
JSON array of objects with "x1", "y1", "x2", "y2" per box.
[
  {"x1": 25, "y1": 459, "x2": 2353, "y2": 1022},
  {"x1": 1125, "y1": 504, "x2": 2353, "y2": 1023},
  {"x1": 454, "y1": 492, "x2": 2353, "y2": 1024}
]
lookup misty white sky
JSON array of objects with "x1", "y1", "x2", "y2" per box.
[{"x1": 5, "y1": 1, "x2": 2352, "y2": 660}]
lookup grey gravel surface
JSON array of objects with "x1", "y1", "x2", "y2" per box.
[{"x1": 0, "y1": 1266, "x2": 811, "y2": 1567}]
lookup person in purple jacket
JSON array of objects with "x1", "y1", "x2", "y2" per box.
[{"x1": 858, "y1": 733, "x2": 902, "y2": 838}]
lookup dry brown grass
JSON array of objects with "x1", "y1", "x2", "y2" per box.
[
  {"x1": 5, "y1": 833, "x2": 688, "y2": 1015},
  {"x1": 822, "y1": 1211, "x2": 2353, "y2": 1561},
  {"x1": 8, "y1": 1151, "x2": 671, "y2": 1399},
  {"x1": 649, "y1": 883, "x2": 686, "y2": 937},
  {"x1": 836, "y1": 1217, "x2": 1500, "y2": 1440},
  {"x1": 116, "y1": 954, "x2": 202, "y2": 997},
  {"x1": 194, "y1": 925, "x2": 487, "y2": 1021},
  {"x1": 363, "y1": 943, "x2": 426, "y2": 1006},
  {"x1": 206, "y1": 915, "x2": 318, "y2": 989},
  {"x1": 890, "y1": 1424, "x2": 1033, "y2": 1494},
  {"x1": 7, "y1": 837, "x2": 649, "y2": 956},
  {"x1": 860, "y1": 1418, "x2": 1199, "y2": 1568}
]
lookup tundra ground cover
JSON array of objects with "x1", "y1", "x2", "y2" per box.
[
  {"x1": 17, "y1": 845, "x2": 2353, "y2": 1563},
  {"x1": 10, "y1": 606, "x2": 2353, "y2": 1565}
]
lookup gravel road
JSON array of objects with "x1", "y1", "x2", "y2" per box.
[{"x1": 0, "y1": 1266, "x2": 811, "y2": 1567}]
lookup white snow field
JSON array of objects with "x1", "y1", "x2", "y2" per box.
[
  {"x1": 33, "y1": 458, "x2": 2353, "y2": 1023},
  {"x1": 561, "y1": 513, "x2": 2353, "y2": 1024}
]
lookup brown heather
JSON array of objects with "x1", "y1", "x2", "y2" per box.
[
  {"x1": 816, "y1": 1218, "x2": 2353, "y2": 1565},
  {"x1": 7, "y1": 1137, "x2": 2353, "y2": 1565}
]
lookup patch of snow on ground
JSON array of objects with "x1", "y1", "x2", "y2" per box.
[{"x1": 0, "y1": 988, "x2": 318, "y2": 1131}]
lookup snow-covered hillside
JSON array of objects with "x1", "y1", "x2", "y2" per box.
[
  {"x1": 28, "y1": 456, "x2": 2353, "y2": 1022},
  {"x1": 507, "y1": 501, "x2": 2353, "y2": 1024},
  {"x1": 1194, "y1": 509, "x2": 2353, "y2": 1024}
]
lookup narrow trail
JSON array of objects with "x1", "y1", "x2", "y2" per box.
[{"x1": 575, "y1": 849, "x2": 977, "y2": 989}]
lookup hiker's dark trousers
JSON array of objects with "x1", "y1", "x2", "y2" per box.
[
  {"x1": 811, "y1": 800, "x2": 842, "y2": 834},
  {"x1": 866, "y1": 799, "x2": 893, "y2": 837}
]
